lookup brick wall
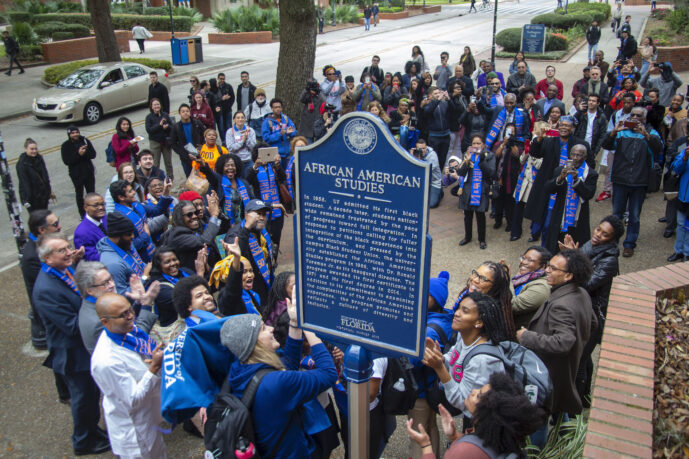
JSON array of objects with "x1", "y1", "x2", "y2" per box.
[
  {"x1": 41, "y1": 31, "x2": 131, "y2": 64},
  {"x1": 631, "y1": 45, "x2": 689, "y2": 72},
  {"x1": 207, "y1": 31, "x2": 272, "y2": 45},
  {"x1": 583, "y1": 263, "x2": 689, "y2": 458}
]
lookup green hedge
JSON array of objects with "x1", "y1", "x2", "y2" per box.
[
  {"x1": 495, "y1": 27, "x2": 567, "y2": 52},
  {"x1": 33, "y1": 13, "x2": 192, "y2": 32},
  {"x1": 531, "y1": 12, "x2": 593, "y2": 30},
  {"x1": 52, "y1": 31, "x2": 74, "y2": 40},
  {"x1": 8, "y1": 11, "x2": 31, "y2": 24},
  {"x1": 565, "y1": 2, "x2": 611, "y2": 19},
  {"x1": 19, "y1": 44, "x2": 42, "y2": 60},
  {"x1": 44, "y1": 57, "x2": 173, "y2": 85},
  {"x1": 34, "y1": 21, "x2": 66, "y2": 38},
  {"x1": 143, "y1": 7, "x2": 169, "y2": 15}
]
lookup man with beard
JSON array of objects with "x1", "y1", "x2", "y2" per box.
[
  {"x1": 61, "y1": 126, "x2": 96, "y2": 218},
  {"x1": 574, "y1": 94, "x2": 608, "y2": 161}
]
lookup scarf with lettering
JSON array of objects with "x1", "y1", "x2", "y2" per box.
[
  {"x1": 105, "y1": 238, "x2": 145, "y2": 276},
  {"x1": 242, "y1": 220, "x2": 273, "y2": 289},
  {"x1": 41, "y1": 263, "x2": 80, "y2": 296},
  {"x1": 221, "y1": 176, "x2": 251, "y2": 225},
  {"x1": 547, "y1": 140, "x2": 570, "y2": 212},
  {"x1": 452, "y1": 288, "x2": 468, "y2": 313},
  {"x1": 469, "y1": 153, "x2": 483, "y2": 207},
  {"x1": 105, "y1": 325, "x2": 157, "y2": 359},
  {"x1": 256, "y1": 165, "x2": 282, "y2": 220},
  {"x1": 514, "y1": 156, "x2": 539, "y2": 200},
  {"x1": 512, "y1": 269, "x2": 545, "y2": 295},
  {"x1": 563, "y1": 162, "x2": 588, "y2": 232},
  {"x1": 286, "y1": 155, "x2": 295, "y2": 199},
  {"x1": 486, "y1": 107, "x2": 525, "y2": 149},
  {"x1": 242, "y1": 289, "x2": 261, "y2": 316},
  {"x1": 115, "y1": 202, "x2": 155, "y2": 261}
]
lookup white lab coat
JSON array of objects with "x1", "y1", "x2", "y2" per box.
[{"x1": 91, "y1": 330, "x2": 165, "y2": 458}]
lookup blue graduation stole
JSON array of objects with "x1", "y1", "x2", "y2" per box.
[
  {"x1": 486, "y1": 108, "x2": 525, "y2": 149},
  {"x1": 256, "y1": 164, "x2": 282, "y2": 220},
  {"x1": 469, "y1": 153, "x2": 483, "y2": 207},
  {"x1": 162, "y1": 269, "x2": 190, "y2": 286},
  {"x1": 562, "y1": 163, "x2": 587, "y2": 232},
  {"x1": 41, "y1": 263, "x2": 80, "y2": 296},
  {"x1": 221, "y1": 176, "x2": 251, "y2": 225},
  {"x1": 242, "y1": 220, "x2": 273, "y2": 289},
  {"x1": 547, "y1": 141, "x2": 570, "y2": 213},
  {"x1": 105, "y1": 325, "x2": 157, "y2": 359},
  {"x1": 85, "y1": 295, "x2": 98, "y2": 304},
  {"x1": 356, "y1": 84, "x2": 372, "y2": 111},
  {"x1": 286, "y1": 156, "x2": 295, "y2": 199},
  {"x1": 115, "y1": 203, "x2": 155, "y2": 260},
  {"x1": 242, "y1": 289, "x2": 261, "y2": 316},
  {"x1": 28, "y1": 232, "x2": 37, "y2": 242},
  {"x1": 105, "y1": 238, "x2": 145, "y2": 276},
  {"x1": 514, "y1": 157, "x2": 539, "y2": 199}
]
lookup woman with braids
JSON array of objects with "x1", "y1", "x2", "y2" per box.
[
  {"x1": 451, "y1": 261, "x2": 516, "y2": 341},
  {"x1": 422, "y1": 292, "x2": 508, "y2": 422},
  {"x1": 262, "y1": 271, "x2": 296, "y2": 326},
  {"x1": 407, "y1": 372, "x2": 546, "y2": 458}
]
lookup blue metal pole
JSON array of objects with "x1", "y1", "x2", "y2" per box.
[{"x1": 343, "y1": 344, "x2": 372, "y2": 458}]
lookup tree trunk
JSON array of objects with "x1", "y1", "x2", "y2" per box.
[
  {"x1": 88, "y1": 0, "x2": 122, "y2": 62},
  {"x1": 275, "y1": 0, "x2": 317, "y2": 129}
]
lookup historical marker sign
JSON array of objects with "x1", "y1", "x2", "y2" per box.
[
  {"x1": 294, "y1": 112, "x2": 432, "y2": 358},
  {"x1": 521, "y1": 24, "x2": 547, "y2": 54}
]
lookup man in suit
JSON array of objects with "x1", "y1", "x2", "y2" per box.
[
  {"x1": 535, "y1": 84, "x2": 566, "y2": 118},
  {"x1": 33, "y1": 235, "x2": 110, "y2": 456},
  {"x1": 517, "y1": 249, "x2": 597, "y2": 418},
  {"x1": 74, "y1": 193, "x2": 107, "y2": 262}
]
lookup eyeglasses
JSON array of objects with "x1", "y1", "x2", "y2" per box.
[
  {"x1": 43, "y1": 219, "x2": 60, "y2": 228},
  {"x1": 326, "y1": 72, "x2": 335, "y2": 76},
  {"x1": 149, "y1": 182, "x2": 164, "y2": 188},
  {"x1": 85, "y1": 202, "x2": 105, "y2": 208},
  {"x1": 102, "y1": 307, "x2": 135, "y2": 320},
  {"x1": 491, "y1": 82, "x2": 501, "y2": 86},
  {"x1": 92, "y1": 275, "x2": 114, "y2": 288},
  {"x1": 519, "y1": 255, "x2": 540, "y2": 264},
  {"x1": 471, "y1": 269, "x2": 493, "y2": 284},
  {"x1": 182, "y1": 211, "x2": 197, "y2": 219},
  {"x1": 190, "y1": 80, "x2": 198, "y2": 83},
  {"x1": 545, "y1": 263, "x2": 569, "y2": 273}
]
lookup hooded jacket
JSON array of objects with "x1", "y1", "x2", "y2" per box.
[
  {"x1": 602, "y1": 125, "x2": 663, "y2": 187},
  {"x1": 16, "y1": 153, "x2": 51, "y2": 209},
  {"x1": 411, "y1": 310, "x2": 453, "y2": 398},
  {"x1": 158, "y1": 219, "x2": 221, "y2": 273},
  {"x1": 97, "y1": 237, "x2": 136, "y2": 296},
  {"x1": 580, "y1": 240, "x2": 619, "y2": 318},
  {"x1": 60, "y1": 134, "x2": 96, "y2": 178},
  {"x1": 228, "y1": 337, "x2": 337, "y2": 459}
]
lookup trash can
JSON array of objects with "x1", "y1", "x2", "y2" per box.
[
  {"x1": 183, "y1": 36, "x2": 203, "y2": 64},
  {"x1": 170, "y1": 37, "x2": 187, "y2": 65}
]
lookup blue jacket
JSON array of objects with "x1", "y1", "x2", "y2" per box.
[
  {"x1": 673, "y1": 152, "x2": 689, "y2": 203},
  {"x1": 411, "y1": 310, "x2": 454, "y2": 398},
  {"x1": 33, "y1": 269, "x2": 91, "y2": 374},
  {"x1": 261, "y1": 114, "x2": 297, "y2": 158},
  {"x1": 228, "y1": 337, "x2": 337, "y2": 459}
]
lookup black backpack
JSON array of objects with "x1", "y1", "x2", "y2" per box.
[
  {"x1": 204, "y1": 368, "x2": 292, "y2": 459},
  {"x1": 380, "y1": 357, "x2": 418, "y2": 415}
]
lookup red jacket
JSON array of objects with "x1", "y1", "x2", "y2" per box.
[
  {"x1": 535, "y1": 78, "x2": 564, "y2": 100},
  {"x1": 111, "y1": 133, "x2": 139, "y2": 169},
  {"x1": 191, "y1": 101, "x2": 215, "y2": 130}
]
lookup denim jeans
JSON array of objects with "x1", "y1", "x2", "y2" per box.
[
  {"x1": 674, "y1": 208, "x2": 689, "y2": 255},
  {"x1": 612, "y1": 184, "x2": 646, "y2": 248},
  {"x1": 640, "y1": 60, "x2": 651, "y2": 78},
  {"x1": 429, "y1": 186, "x2": 443, "y2": 208},
  {"x1": 587, "y1": 43, "x2": 598, "y2": 62},
  {"x1": 364, "y1": 17, "x2": 371, "y2": 30}
]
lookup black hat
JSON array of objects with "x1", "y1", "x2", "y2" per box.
[
  {"x1": 67, "y1": 125, "x2": 80, "y2": 135},
  {"x1": 106, "y1": 212, "x2": 135, "y2": 237},
  {"x1": 345, "y1": 75, "x2": 355, "y2": 83}
]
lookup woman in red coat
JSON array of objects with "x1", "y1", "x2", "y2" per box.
[
  {"x1": 111, "y1": 116, "x2": 139, "y2": 169},
  {"x1": 190, "y1": 91, "x2": 215, "y2": 130},
  {"x1": 609, "y1": 77, "x2": 642, "y2": 111}
]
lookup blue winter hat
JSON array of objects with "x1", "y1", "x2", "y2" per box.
[{"x1": 429, "y1": 271, "x2": 450, "y2": 308}]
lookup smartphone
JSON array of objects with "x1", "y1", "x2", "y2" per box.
[
  {"x1": 365, "y1": 77, "x2": 371, "y2": 84},
  {"x1": 565, "y1": 159, "x2": 574, "y2": 170},
  {"x1": 623, "y1": 120, "x2": 638, "y2": 129},
  {"x1": 470, "y1": 95, "x2": 476, "y2": 103},
  {"x1": 258, "y1": 147, "x2": 280, "y2": 163}
]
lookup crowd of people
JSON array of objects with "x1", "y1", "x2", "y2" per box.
[{"x1": 13, "y1": 7, "x2": 689, "y2": 457}]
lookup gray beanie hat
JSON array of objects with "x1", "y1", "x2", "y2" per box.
[{"x1": 220, "y1": 314, "x2": 262, "y2": 361}]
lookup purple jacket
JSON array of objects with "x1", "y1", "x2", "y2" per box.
[{"x1": 74, "y1": 217, "x2": 106, "y2": 262}]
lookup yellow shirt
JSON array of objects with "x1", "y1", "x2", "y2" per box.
[{"x1": 194, "y1": 143, "x2": 228, "y2": 175}]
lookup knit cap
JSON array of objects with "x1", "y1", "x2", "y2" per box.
[
  {"x1": 254, "y1": 88, "x2": 266, "y2": 98},
  {"x1": 220, "y1": 314, "x2": 262, "y2": 361},
  {"x1": 179, "y1": 190, "x2": 203, "y2": 203},
  {"x1": 106, "y1": 212, "x2": 135, "y2": 237},
  {"x1": 429, "y1": 271, "x2": 450, "y2": 309}
]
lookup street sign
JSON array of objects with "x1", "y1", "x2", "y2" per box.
[
  {"x1": 521, "y1": 24, "x2": 547, "y2": 54},
  {"x1": 294, "y1": 112, "x2": 432, "y2": 359}
]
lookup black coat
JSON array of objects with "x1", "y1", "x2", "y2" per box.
[
  {"x1": 458, "y1": 150, "x2": 496, "y2": 212},
  {"x1": 217, "y1": 82, "x2": 236, "y2": 114},
  {"x1": 148, "y1": 82, "x2": 170, "y2": 114},
  {"x1": 2, "y1": 36, "x2": 19, "y2": 55},
  {"x1": 20, "y1": 239, "x2": 40, "y2": 309},
  {"x1": 217, "y1": 263, "x2": 261, "y2": 317},
  {"x1": 574, "y1": 109, "x2": 609, "y2": 158},
  {"x1": 586, "y1": 26, "x2": 601, "y2": 45},
  {"x1": 447, "y1": 75, "x2": 474, "y2": 97},
  {"x1": 460, "y1": 110, "x2": 489, "y2": 152},
  {"x1": 145, "y1": 111, "x2": 173, "y2": 143},
  {"x1": 60, "y1": 136, "x2": 96, "y2": 179},
  {"x1": 199, "y1": 163, "x2": 255, "y2": 222},
  {"x1": 618, "y1": 35, "x2": 638, "y2": 60},
  {"x1": 579, "y1": 80, "x2": 611, "y2": 108},
  {"x1": 159, "y1": 222, "x2": 221, "y2": 273},
  {"x1": 524, "y1": 136, "x2": 592, "y2": 223},
  {"x1": 601, "y1": 124, "x2": 664, "y2": 187},
  {"x1": 581, "y1": 240, "x2": 619, "y2": 318},
  {"x1": 16, "y1": 153, "x2": 51, "y2": 209},
  {"x1": 224, "y1": 224, "x2": 274, "y2": 304},
  {"x1": 543, "y1": 165, "x2": 599, "y2": 254},
  {"x1": 170, "y1": 118, "x2": 206, "y2": 167},
  {"x1": 236, "y1": 83, "x2": 256, "y2": 112}
]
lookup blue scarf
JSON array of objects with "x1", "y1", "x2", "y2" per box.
[
  {"x1": 105, "y1": 325, "x2": 157, "y2": 359},
  {"x1": 486, "y1": 107, "x2": 525, "y2": 149},
  {"x1": 28, "y1": 232, "x2": 37, "y2": 242},
  {"x1": 242, "y1": 220, "x2": 273, "y2": 289},
  {"x1": 242, "y1": 289, "x2": 261, "y2": 315},
  {"x1": 146, "y1": 196, "x2": 175, "y2": 214},
  {"x1": 562, "y1": 163, "x2": 587, "y2": 232},
  {"x1": 547, "y1": 141, "x2": 570, "y2": 213},
  {"x1": 489, "y1": 88, "x2": 506, "y2": 109},
  {"x1": 105, "y1": 238, "x2": 145, "y2": 276},
  {"x1": 286, "y1": 155, "x2": 295, "y2": 199},
  {"x1": 221, "y1": 176, "x2": 251, "y2": 225},
  {"x1": 469, "y1": 153, "x2": 483, "y2": 207},
  {"x1": 356, "y1": 84, "x2": 372, "y2": 111},
  {"x1": 115, "y1": 202, "x2": 155, "y2": 261},
  {"x1": 256, "y1": 165, "x2": 282, "y2": 220},
  {"x1": 41, "y1": 263, "x2": 80, "y2": 296},
  {"x1": 162, "y1": 269, "x2": 190, "y2": 286},
  {"x1": 184, "y1": 310, "x2": 219, "y2": 328},
  {"x1": 514, "y1": 157, "x2": 539, "y2": 199},
  {"x1": 452, "y1": 288, "x2": 468, "y2": 313},
  {"x1": 85, "y1": 295, "x2": 98, "y2": 304}
]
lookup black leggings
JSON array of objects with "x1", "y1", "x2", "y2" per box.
[{"x1": 464, "y1": 210, "x2": 486, "y2": 242}]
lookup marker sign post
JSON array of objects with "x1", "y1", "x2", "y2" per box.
[
  {"x1": 294, "y1": 112, "x2": 432, "y2": 457},
  {"x1": 521, "y1": 24, "x2": 547, "y2": 54}
]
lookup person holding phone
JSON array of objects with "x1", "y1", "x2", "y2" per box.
[
  {"x1": 145, "y1": 98, "x2": 174, "y2": 181},
  {"x1": 261, "y1": 98, "x2": 297, "y2": 170},
  {"x1": 354, "y1": 72, "x2": 382, "y2": 112},
  {"x1": 61, "y1": 126, "x2": 97, "y2": 218},
  {"x1": 112, "y1": 117, "x2": 140, "y2": 169}
]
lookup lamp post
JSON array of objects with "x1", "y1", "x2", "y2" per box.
[
  {"x1": 332, "y1": 0, "x2": 336, "y2": 26},
  {"x1": 490, "y1": 0, "x2": 499, "y2": 65},
  {"x1": 167, "y1": 0, "x2": 175, "y2": 38}
]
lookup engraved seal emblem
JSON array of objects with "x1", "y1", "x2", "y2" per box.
[{"x1": 343, "y1": 118, "x2": 377, "y2": 155}]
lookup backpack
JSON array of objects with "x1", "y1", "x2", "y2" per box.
[
  {"x1": 453, "y1": 434, "x2": 519, "y2": 459},
  {"x1": 462, "y1": 341, "x2": 553, "y2": 410},
  {"x1": 380, "y1": 357, "x2": 418, "y2": 415},
  {"x1": 105, "y1": 141, "x2": 115, "y2": 164},
  {"x1": 204, "y1": 368, "x2": 293, "y2": 459}
]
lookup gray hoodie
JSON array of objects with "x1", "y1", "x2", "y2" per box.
[{"x1": 441, "y1": 338, "x2": 505, "y2": 417}]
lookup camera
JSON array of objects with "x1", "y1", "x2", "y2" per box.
[
  {"x1": 325, "y1": 103, "x2": 336, "y2": 112},
  {"x1": 412, "y1": 148, "x2": 423, "y2": 158},
  {"x1": 306, "y1": 80, "x2": 321, "y2": 94},
  {"x1": 448, "y1": 167, "x2": 458, "y2": 174}
]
